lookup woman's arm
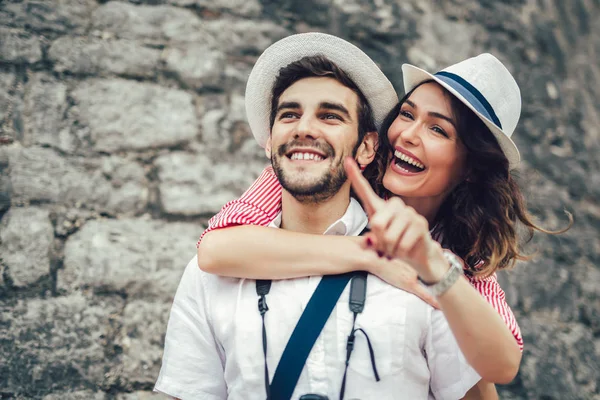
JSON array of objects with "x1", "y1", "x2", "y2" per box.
[
  {"x1": 461, "y1": 380, "x2": 499, "y2": 400},
  {"x1": 198, "y1": 226, "x2": 371, "y2": 279},
  {"x1": 437, "y1": 276, "x2": 521, "y2": 384},
  {"x1": 346, "y1": 158, "x2": 521, "y2": 384}
]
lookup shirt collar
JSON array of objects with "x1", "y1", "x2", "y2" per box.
[{"x1": 269, "y1": 198, "x2": 368, "y2": 236}]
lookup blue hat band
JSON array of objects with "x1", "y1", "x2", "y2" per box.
[{"x1": 434, "y1": 71, "x2": 502, "y2": 130}]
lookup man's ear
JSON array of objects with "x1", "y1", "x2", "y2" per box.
[
  {"x1": 265, "y1": 136, "x2": 272, "y2": 158},
  {"x1": 355, "y1": 131, "x2": 378, "y2": 168}
]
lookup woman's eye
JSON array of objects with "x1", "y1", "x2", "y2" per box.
[
  {"x1": 399, "y1": 110, "x2": 413, "y2": 119},
  {"x1": 432, "y1": 126, "x2": 449, "y2": 137}
]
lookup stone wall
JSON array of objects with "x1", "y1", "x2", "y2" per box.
[{"x1": 0, "y1": 0, "x2": 598, "y2": 399}]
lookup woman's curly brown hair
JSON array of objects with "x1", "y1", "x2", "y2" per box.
[{"x1": 363, "y1": 81, "x2": 572, "y2": 277}]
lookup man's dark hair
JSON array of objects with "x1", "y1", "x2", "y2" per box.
[{"x1": 268, "y1": 55, "x2": 376, "y2": 143}]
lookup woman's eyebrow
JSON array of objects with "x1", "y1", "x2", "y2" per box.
[{"x1": 405, "y1": 99, "x2": 456, "y2": 129}]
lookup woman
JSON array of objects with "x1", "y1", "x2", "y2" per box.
[{"x1": 197, "y1": 53, "x2": 570, "y2": 391}]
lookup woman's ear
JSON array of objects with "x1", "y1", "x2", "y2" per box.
[{"x1": 355, "y1": 131, "x2": 378, "y2": 169}]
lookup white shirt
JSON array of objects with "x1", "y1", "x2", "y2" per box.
[{"x1": 155, "y1": 198, "x2": 480, "y2": 400}]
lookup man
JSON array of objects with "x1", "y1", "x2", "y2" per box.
[{"x1": 155, "y1": 33, "x2": 480, "y2": 399}]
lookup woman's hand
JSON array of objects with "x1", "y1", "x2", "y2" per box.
[
  {"x1": 367, "y1": 254, "x2": 440, "y2": 308},
  {"x1": 345, "y1": 157, "x2": 450, "y2": 283}
]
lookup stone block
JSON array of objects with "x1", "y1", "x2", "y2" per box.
[
  {"x1": 91, "y1": 2, "x2": 285, "y2": 52},
  {"x1": 22, "y1": 73, "x2": 71, "y2": 151},
  {"x1": 0, "y1": 28, "x2": 43, "y2": 64},
  {"x1": 0, "y1": 207, "x2": 53, "y2": 286},
  {"x1": 49, "y1": 37, "x2": 161, "y2": 78},
  {"x1": 72, "y1": 79, "x2": 197, "y2": 152},
  {"x1": 116, "y1": 392, "x2": 169, "y2": 400},
  {"x1": 162, "y1": 45, "x2": 225, "y2": 90},
  {"x1": 155, "y1": 151, "x2": 267, "y2": 216},
  {"x1": 101, "y1": 156, "x2": 149, "y2": 216},
  {"x1": 0, "y1": 68, "x2": 17, "y2": 127},
  {"x1": 0, "y1": 0, "x2": 96, "y2": 35},
  {"x1": 59, "y1": 218, "x2": 200, "y2": 299},
  {"x1": 4, "y1": 146, "x2": 147, "y2": 215},
  {"x1": 5, "y1": 145, "x2": 107, "y2": 206},
  {"x1": 168, "y1": 0, "x2": 262, "y2": 17},
  {"x1": 91, "y1": 2, "x2": 204, "y2": 45},
  {"x1": 43, "y1": 391, "x2": 106, "y2": 400},
  {"x1": 202, "y1": 18, "x2": 288, "y2": 54},
  {"x1": 0, "y1": 293, "x2": 123, "y2": 395}
]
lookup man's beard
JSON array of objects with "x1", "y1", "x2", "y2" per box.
[{"x1": 271, "y1": 139, "x2": 349, "y2": 204}]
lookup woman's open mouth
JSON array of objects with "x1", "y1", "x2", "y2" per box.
[{"x1": 392, "y1": 149, "x2": 425, "y2": 174}]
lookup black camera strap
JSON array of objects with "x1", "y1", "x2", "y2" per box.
[
  {"x1": 339, "y1": 271, "x2": 380, "y2": 400},
  {"x1": 256, "y1": 279, "x2": 272, "y2": 399}
]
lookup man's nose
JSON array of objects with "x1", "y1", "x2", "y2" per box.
[{"x1": 294, "y1": 114, "x2": 319, "y2": 140}]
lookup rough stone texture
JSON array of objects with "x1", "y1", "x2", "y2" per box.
[
  {"x1": 116, "y1": 392, "x2": 168, "y2": 400},
  {"x1": 0, "y1": 67, "x2": 19, "y2": 143},
  {"x1": 59, "y1": 218, "x2": 199, "y2": 300},
  {"x1": 43, "y1": 391, "x2": 106, "y2": 400},
  {"x1": 155, "y1": 151, "x2": 266, "y2": 216},
  {"x1": 3, "y1": 145, "x2": 147, "y2": 215},
  {"x1": 91, "y1": 2, "x2": 286, "y2": 53},
  {"x1": 201, "y1": 18, "x2": 288, "y2": 54},
  {"x1": 518, "y1": 317, "x2": 599, "y2": 399},
  {"x1": 168, "y1": 0, "x2": 262, "y2": 17},
  {"x1": 48, "y1": 37, "x2": 161, "y2": 78},
  {"x1": 116, "y1": 300, "x2": 171, "y2": 389},
  {"x1": 0, "y1": 207, "x2": 53, "y2": 286},
  {"x1": 91, "y1": 2, "x2": 205, "y2": 45},
  {"x1": 100, "y1": 155, "x2": 150, "y2": 216},
  {"x1": 161, "y1": 45, "x2": 225, "y2": 91},
  {"x1": 0, "y1": 0, "x2": 598, "y2": 398},
  {"x1": 22, "y1": 73, "x2": 71, "y2": 151},
  {"x1": 71, "y1": 79, "x2": 197, "y2": 152},
  {"x1": 0, "y1": 293, "x2": 124, "y2": 396},
  {"x1": 0, "y1": 28, "x2": 43, "y2": 64},
  {"x1": 0, "y1": 0, "x2": 96, "y2": 35}
]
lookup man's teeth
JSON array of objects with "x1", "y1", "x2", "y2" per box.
[
  {"x1": 290, "y1": 152, "x2": 324, "y2": 161},
  {"x1": 394, "y1": 150, "x2": 424, "y2": 169}
]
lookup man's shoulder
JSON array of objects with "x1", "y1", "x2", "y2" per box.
[{"x1": 184, "y1": 255, "x2": 245, "y2": 289}]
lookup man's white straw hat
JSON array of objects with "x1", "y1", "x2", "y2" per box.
[
  {"x1": 402, "y1": 53, "x2": 522, "y2": 169},
  {"x1": 245, "y1": 32, "x2": 398, "y2": 148}
]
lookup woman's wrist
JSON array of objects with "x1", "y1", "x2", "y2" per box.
[{"x1": 419, "y1": 253, "x2": 451, "y2": 283}]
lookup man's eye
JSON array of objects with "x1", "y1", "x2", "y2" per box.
[
  {"x1": 279, "y1": 112, "x2": 298, "y2": 119},
  {"x1": 322, "y1": 113, "x2": 342, "y2": 121}
]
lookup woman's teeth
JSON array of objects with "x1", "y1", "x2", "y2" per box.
[
  {"x1": 290, "y1": 152, "x2": 324, "y2": 161},
  {"x1": 394, "y1": 150, "x2": 424, "y2": 170}
]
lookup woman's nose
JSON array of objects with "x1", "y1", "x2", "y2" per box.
[{"x1": 399, "y1": 122, "x2": 421, "y2": 146}]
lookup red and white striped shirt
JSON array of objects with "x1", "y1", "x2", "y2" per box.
[{"x1": 198, "y1": 166, "x2": 523, "y2": 351}]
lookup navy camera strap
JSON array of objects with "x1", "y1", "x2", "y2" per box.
[
  {"x1": 256, "y1": 272, "x2": 355, "y2": 399},
  {"x1": 256, "y1": 271, "x2": 380, "y2": 400},
  {"x1": 256, "y1": 229, "x2": 379, "y2": 400}
]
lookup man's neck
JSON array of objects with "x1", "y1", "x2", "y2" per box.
[{"x1": 280, "y1": 184, "x2": 352, "y2": 234}]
